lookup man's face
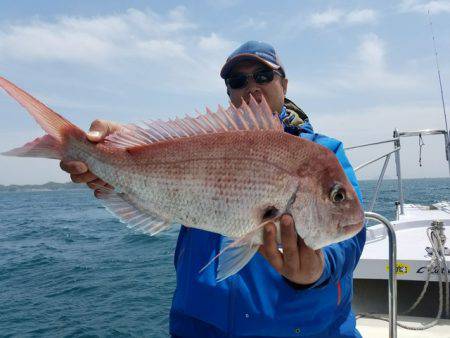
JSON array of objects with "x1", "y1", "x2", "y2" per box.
[{"x1": 226, "y1": 60, "x2": 288, "y2": 114}]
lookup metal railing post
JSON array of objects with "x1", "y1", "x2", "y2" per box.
[
  {"x1": 364, "y1": 212, "x2": 397, "y2": 338},
  {"x1": 368, "y1": 154, "x2": 391, "y2": 212},
  {"x1": 393, "y1": 129, "x2": 404, "y2": 215}
]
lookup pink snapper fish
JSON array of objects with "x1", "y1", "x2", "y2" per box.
[{"x1": 0, "y1": 76, "x2": 364, "y2": 281}]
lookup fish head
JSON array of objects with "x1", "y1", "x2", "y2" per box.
[{"x1": 290, "y1": 148, "x2": 365, "y2": 250}]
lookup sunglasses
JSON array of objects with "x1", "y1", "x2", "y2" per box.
[{"x1": 225, "y1": 69, "x2": 283, "y2": 90}]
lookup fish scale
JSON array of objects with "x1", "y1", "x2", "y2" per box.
[
  {"x1": 99, "y1": 134, "x2": 296, "y2": 238},
  {"x1": 0, "y1": 75, "x2": 365, "y2": 281}
]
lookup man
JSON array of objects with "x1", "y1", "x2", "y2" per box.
[{"x1": 61, "y1": 41, "x2": 366, "y2": 337}]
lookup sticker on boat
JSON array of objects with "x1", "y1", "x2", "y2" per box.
[{"x1": 385, "y1": 263, "x2": 410, "y2": 275}]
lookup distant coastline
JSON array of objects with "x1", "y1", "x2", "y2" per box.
[
  {"x1": 0, "y1": 177, "x2": 448, "y2": 192},
  {"x1": 0, "y1": 181, "x2": 87, "y2": 192}
]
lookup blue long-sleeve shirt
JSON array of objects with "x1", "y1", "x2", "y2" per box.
[{"x1": 170, "y1": 107, "x2": 366, "y2": 337}]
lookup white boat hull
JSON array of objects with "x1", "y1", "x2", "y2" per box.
[{"x1": 354, "y1": 203, "x2": 450, "y2": 282}]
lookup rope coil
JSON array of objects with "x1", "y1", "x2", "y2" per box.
[{"x1": 357, "y1": 220, "x2": 449, "y2": 330}]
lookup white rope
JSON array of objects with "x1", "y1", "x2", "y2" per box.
[
  {"x1": 402, "y1": 263, "x2": 432, "y2": 315},
  {"x1": 357, "y1": 222, "x2": 448, "y2": 330},
  {"x1": 435, "y1": 227, "x2": 449, "y2": 317}
]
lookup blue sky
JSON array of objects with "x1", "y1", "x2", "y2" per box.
[{"x1": 1, "y1": 0, "x2": 450, "y2": 184}]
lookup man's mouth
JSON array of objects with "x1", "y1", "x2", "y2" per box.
[
  {"x1": 244, "y1": 93, "x2": 263, "y2": 104},
  {"x1": 252, "y1": 94, "x2": 262, "y2": 103}
]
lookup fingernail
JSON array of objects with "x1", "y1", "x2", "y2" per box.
[
  {"x1": 88, "y1": 131, "x2": 101, "y2": 138},
  {"x1": 280, "y1": 214, "x2": 293, "y2": 224},
  {"x1": 75, "y1": 163, "x2": 87, "y2": 173}
]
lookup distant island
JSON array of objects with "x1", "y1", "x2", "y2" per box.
[{"x1": 0, "y1": 181, "x2": 87, "y2": 192}]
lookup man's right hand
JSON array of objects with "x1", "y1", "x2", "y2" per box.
[{"x1": 60, "y1": 119, "x2": 122, "y2": 198}]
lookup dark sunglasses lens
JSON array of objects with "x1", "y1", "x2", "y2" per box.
[
  {"x1": 227, "y1": 75, "x2": 247, "y2": 89},
  {"x1": 254, "y1": 70, "x2": 274, "y2": 84}
]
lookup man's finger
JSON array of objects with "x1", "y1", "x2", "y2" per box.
[
  {"x1": 87, "y1": 178, "x2": 108, "y2": 190},
  {"x1": 94, "y1": 189, "x2": 105, "y2": 199},
  {"x1": 70, "y1": 171, "x2": 98, "y2": 184},
  {"x1": 280, "y1": 214, "x2": 300, "y2": 275},
  {"x1": 60, "y1": 161, "x2": 88, "y2": 174},
  {"x1": 297, "y1": 237, "x2": 321, "y2": 264},
  {"x1": 260, "y1": 222, "x2": 283, "y2": 272},
  {"x1": 297, "y1": 236, "x2": 325, "y2": 284},
  {"x1": 87, "y1": 119, "x2": 109, "y2": 142}
]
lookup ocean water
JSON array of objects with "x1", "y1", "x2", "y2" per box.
[{"x1": 0, "y1": 178, "x2": 449, "y2": 337}]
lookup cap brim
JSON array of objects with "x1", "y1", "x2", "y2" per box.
[{"x1": 220, "y1": 53, "x2": 280, "y2": 79}]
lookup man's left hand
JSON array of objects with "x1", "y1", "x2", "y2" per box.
[{"x1": 259, "y1": 214, "x2": 324, "y2": 285}]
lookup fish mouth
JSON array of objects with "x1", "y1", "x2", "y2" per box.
[{"x1": 341, "y1": 221, "x2": 364, "y2": 235}]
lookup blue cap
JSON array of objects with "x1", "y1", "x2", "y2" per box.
[{"x1": 220, "y1": 40, "x2": 285, "y2": 79}]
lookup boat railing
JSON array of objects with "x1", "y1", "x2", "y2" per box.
[
  {"x1": 345, "y1": 129, "x2": 450, "y2": 219},
  {"x1": 364, "y1": 212, "x2": 397, "y2": 338}
]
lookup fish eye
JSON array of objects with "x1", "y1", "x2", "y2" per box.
[{"x1": 330, "y1": 185, "x2": 346, "y2": 203}]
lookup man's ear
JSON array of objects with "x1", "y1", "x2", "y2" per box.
[{"x1": 282, "y1": 78, "x2": 288, "y2": 95}]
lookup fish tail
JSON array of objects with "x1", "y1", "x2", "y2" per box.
[{"x1": 0, "y1": 76, "x2": 84, "y2": 159}]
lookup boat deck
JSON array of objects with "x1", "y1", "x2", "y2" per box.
[{"x1": 357, "y1": 316, "x2": 450, "y2": 337}]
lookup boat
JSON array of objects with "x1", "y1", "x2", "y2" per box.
[{"x1": 347, "y1": 128, "x2": 450, "y2": 337}]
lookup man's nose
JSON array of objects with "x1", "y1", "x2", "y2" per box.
[{"x1": 246, "y1": 80, "x2": 263, "y2": 94}]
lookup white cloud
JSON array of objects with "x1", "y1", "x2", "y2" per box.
[
  {"x1": 205, "y1": 0, "x2": 241, "y2": 9},
  {"x1": 346, "y1": 9, "x2": 378, "y2": 24},
  {"x1": 314, "y1": 103, "x2": 449, "y2": 179},
  {"x1": 334, "y1": 34, "x2": 418, "y2": 90},
  {"x1": 238, "y1": 17, "x2": 268, "y2": 30},
  {"x1": 198, "y1": 33, "x2": 233, "y2": 52},
  {"x1": 358, "y1": 33, "x2": 385, "y2": 69},
  {"x1": 0, "y1": 8, "x2": 235, "y2": 95},
  {"x1": 286, "y1": 79, "x2": 336, "y2": 100},
  {"x1": 287, "y1": 34, "x2": 420, "y2": 102},
  {"x1": 400, "y1": 0, "x2": 450, "y2": 14},
  {"x1": 0, "y1": 8, "x2": 195, "y2": 65},
  {"x1": 309, "y1": 8, "x2": 377, "y2": 28},
  {"x1": 310, "y1": 9, "x2": 344, "y2": 28},
  {"x1": 0, "y1": 24, "x2": 112, "y2": 65}
]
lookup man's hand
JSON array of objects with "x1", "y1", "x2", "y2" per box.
[
  {"x1": 259, "y1": 214, "x2": 324, "y2": 285},
  {"x1": 60, "y1": 119, "x2": 121, "y2": 198}
]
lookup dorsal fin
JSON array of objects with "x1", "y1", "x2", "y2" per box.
[{"x1": 105, "y1": 95, "x2": 282, "y2": 149}]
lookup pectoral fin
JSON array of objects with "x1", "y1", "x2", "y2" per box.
[{"x1": 215, "y1": 237, "x2": 260, "y2": 282}]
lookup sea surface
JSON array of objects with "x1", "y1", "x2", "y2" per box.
[{"x1": 0, "y1": 178, "x2": 449, "y2": 337}]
